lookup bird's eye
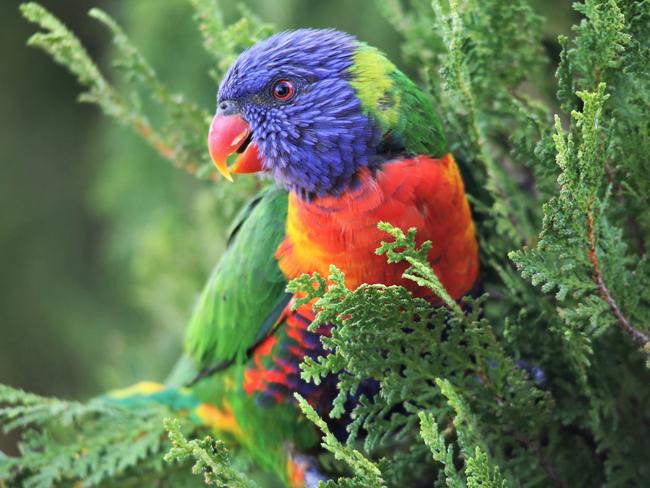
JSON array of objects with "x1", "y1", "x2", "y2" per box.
[{"x1": 271, "y1": 79, "x2": 294, "y2": 101}]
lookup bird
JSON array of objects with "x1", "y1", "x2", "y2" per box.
[{"x1": 107, "y1": 28, "x2": 479, "y2": 487}]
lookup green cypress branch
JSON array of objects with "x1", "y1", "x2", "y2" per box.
[
  {"x1": 376, "y1": 222, "x2": 462, "y2": 314},
  {"x1": 19, "y1": 2, "x2": 213, "y2": 181},
  {"x1": 587, "y1": 211, "x2": 650, "y2": 354},
  {"x1": 189, "y1": 0, "x2": 273, "y2": 79},
  {"x1": 295, "y1": 394, "x2": 386, "y2": 488},
  {"x1": 163, "y1": 417, "x2": 256, "y2": 488},
  {"x1": 6, "y1": 0, "x2": 650, "y2": 485},
  {"x1": 418, "y1": 412, "x2": 465, "y2": 488}
]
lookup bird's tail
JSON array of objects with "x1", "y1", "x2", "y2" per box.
[
  {"x1": 100, "y1": 375, "x2": 247, "y2": 443},
  {"x1": 0, "y1": 376, "x2": 245, "y2": 487},
  {"x1": 101, "y1": 381, "x2": 206, "y2": 424},
  {"x1": 99, "y1": 379, "x2": 324, "y2": 487}
]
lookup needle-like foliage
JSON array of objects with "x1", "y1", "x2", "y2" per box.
[
  {"x1": 164, "y1": 417, "x2": 256, "y2": 488},
  {"x1": 2, "y1": 0, "x2": 649, "y2": 486},
  {"x1": 0, "y1": 385, "x2": 195, "y2": 487}
]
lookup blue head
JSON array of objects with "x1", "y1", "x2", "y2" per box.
[{"x1": 209, "y1": 29, "x2": 382, "y2": 198}]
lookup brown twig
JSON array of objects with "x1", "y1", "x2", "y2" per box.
[
  {"x1": 513, "y1": 429, "x2": 567, "y2": 488},
  {"x1": 587, "y1": 211, "x2": 650, "y2": 352}
]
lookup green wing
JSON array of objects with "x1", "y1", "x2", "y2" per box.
[{"x1": 184, "y1": 185, "x2": 290, "y2": 367}]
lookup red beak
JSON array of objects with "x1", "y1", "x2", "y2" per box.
[{"x1": 207, "y1": 113, "x2": 263, "y2": 181}]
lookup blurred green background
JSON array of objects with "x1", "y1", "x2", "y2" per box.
[{"x1": 0, "y1": 0, "x2": 573, "y2": 454}]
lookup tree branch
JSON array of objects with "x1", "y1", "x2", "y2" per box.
[{"x1": 587, "y1": 212, "x2": 650, "y2": 353}]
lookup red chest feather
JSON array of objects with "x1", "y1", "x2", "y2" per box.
[{"x1": 275, "y1": 154, "x2": 479, "y2": 301}]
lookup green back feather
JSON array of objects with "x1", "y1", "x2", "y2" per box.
[
  {"x1": 184, "y1": 186, "x2": 290, "y2": 366},
  {"x1": 349, "y1": 43, "x2": 448, "y2": 157}
]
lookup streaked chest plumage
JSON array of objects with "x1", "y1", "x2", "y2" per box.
[{"x1": 275, "y1": 154, "x2": 479, "y2": 301}]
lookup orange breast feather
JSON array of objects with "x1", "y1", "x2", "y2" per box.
[{"x1": 275, "y1": 154, "x2": 479, "y2": 301}]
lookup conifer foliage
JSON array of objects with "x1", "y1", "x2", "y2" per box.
[{"x1": 2, "y1": 0, "x2": 649, "y2": 486}]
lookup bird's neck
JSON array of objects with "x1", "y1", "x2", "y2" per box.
[{"x1": 275, "y1": 153, "x2": 479, "y2": 301}]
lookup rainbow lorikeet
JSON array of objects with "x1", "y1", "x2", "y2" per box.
[{"x1": 110, "y1": 28, "x2": 479, "y2": 487}]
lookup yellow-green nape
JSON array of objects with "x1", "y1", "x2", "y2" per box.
[
  {"x1": 349, "y1": 44, "x2": 401, "y2": 129},
  {"x1": 349, "y1": 42, "x2": 448, "y2": 158}
]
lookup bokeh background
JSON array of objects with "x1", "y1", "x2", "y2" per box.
[{"x1": 0, "y1": 0, "x2": 574, "y2": 453}]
